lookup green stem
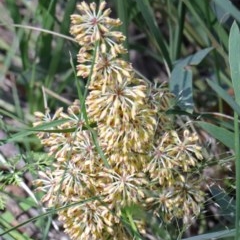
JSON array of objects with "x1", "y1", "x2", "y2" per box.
[
  {"x1": 126, "y1": 210, "x2": 141, "y2": 240},
  {"x1": 70, "y1": 42, "x2": 110, "y2": 169},
  {"x1": 116, "y1": 0, "x2": 129, "y2": 61},
  {"x1": 174, "y1": 1, "x2": 186, "y2": 60}
]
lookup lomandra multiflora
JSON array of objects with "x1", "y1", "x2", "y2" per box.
[{"x1": 34, "y1": 2, "x2": 205, "y2": 239}]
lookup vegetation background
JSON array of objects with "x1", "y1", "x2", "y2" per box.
[{"x1": 0, "y1": 0, "x2": 240, "y2": 239}]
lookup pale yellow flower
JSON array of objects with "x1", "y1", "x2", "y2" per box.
[
  {"x1": 169, "y1": 177, "x2": 205, "y2": 223},
  {"x1": 72, "y1": 131, "x2": 100, "y2": 172},
  {"x1": 146, "y1": 189, "x2": 175, "y2": 221},
  {"x1": 41, "y1": 132, "x2": 75, "y2": 159},
  {"x1": 70, "y1": 1, "x2": 125, "y2": 56},
  {"x1": 33, "y1": 107, "x2": 63, "y2": 127},
  {"x1": 59, "y1": 200, "x2": 115, "y2": 240},
  {"x1": 169, "y1": 130, "x2": 203, "y2": 171},
  {"x1": 33, "y1": 107, "x2": 64, "y2": 139},
  {"x1": 98, "y1": 169, "x2": 147, "y2": 208},
  {"x1": 33, "y1": 2, "x2": 206, "y2": 239},
  {"x1": 86, "y1": 77, "x2": 147, "y2": 126},
  {"x1": 146, "y1": 175, "x2": 204, "y2": 223},
  {"x1": 52, "y1": 162, "x2": 94, "y2": 198},
  {"x1": 98, "y1": 107, "x2": 156, "y2": 154},
  {"x1": 77, "y1": 48, "x2": 132, "y2": 82},
  {"x1": 59, "y1": 100, "x2": 85, "y2": 131},
  {"x1": 107, "y1": 151, "x2": 150, "y2": 173},
  {"x1": 147, "y1": 130, "x2": 203, "y2": 185},
  {"x1": 34, "y1": 170, "x2": 62, "y2": 207}
]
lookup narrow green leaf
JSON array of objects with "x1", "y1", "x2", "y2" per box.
[
  {"x1": 0, "y1": 196, "x2": 98, "y2": 238},
  {"x1": 209, "y1": 1, "x2": 229, "y2": 50},
  {"x1": 183, "y1": 0, "x2": 228, "y2": 63},
  {"x1": 45, "y1": 0, "x2": 77, "y2": 88},
  {"x1": 0, "y1": 213, "x2": 32, "y2": 240},
  {"x1": 0, "y1": 119, "x2": 68, "y2": 144},
  {"x1": 197, "y1": 121, "x2": 235, "y2": 149},
  {"x1": 135, "y1": 0, "x2": 172, "y2": 71},
  {"x1": 70, "y1": 49, "x2": 110, "y2": 168},
  {"x1": 182, "y1": 228, "x2": 235, "y2": 240},
  {"x1": 37, "y1": 0, "x2": 57, "y2": 69}
]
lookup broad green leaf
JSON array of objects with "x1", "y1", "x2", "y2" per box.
[
  {"x1": 197, "y1": 121, "x2": 235, "y2": 149},
  {"x1": 210, "y1": 185, "x2": 235, "y2": 223},
  {"x1": 171, "y1": 65, "x2": 193, "y2": 112},
  {"x1": 229, "y1": 21, "x2": 240, "y2": 239},
  {"x1": 174, "y1": 47, "x2": 213, "y2": 67},
  {"x1": 229, "y1": 21, "x2": 240, "y2": 105},
  {"x1": 211, "y1": 0, "x2": 231, "y2": 24},
  {"x1": 170, "y1": 48, "x2": 213, "y2": 112},
  {"x1": 212, "y1": 0, "x2": 240, "y2": 23}
]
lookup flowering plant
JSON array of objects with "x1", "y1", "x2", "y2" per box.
[{"x1": 34, "y1": 2, "x2": 205, "y2": 239}]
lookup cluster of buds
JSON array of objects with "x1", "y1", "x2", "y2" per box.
[{"x1": 34, "y1": 2, "x2": 205, "y2": 239}]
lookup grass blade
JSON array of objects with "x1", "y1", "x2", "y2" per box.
[
  {"x1": 136, "y1": 0, "x2": 172, "y2": 72},
  {"x1": 182, "y1": 228, "x2": 235, "y2": 240},
  {"x1": 0, "y1": 119, "x2": 68, "y2": 144},
  {"x1": 183, "y1": 0, "x2": 228, "y2": 63},
  {"x1": 172, "y1": 1, "x2": 186, "y2": 60},
  {"x1": 37, "y1": 0, "x2": 56, "y2": 70},
  {"x1": 45, "y1": 0, "x2": 77, "y2": 88}
]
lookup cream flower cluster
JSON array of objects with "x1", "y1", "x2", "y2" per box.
[{"x1": 34, "y1": 2, "x2": 205, "y2": 239}]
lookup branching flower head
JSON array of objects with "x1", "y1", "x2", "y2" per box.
[{"x1": 33, "y1": 1, "x2": 207, "y2": 239}]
